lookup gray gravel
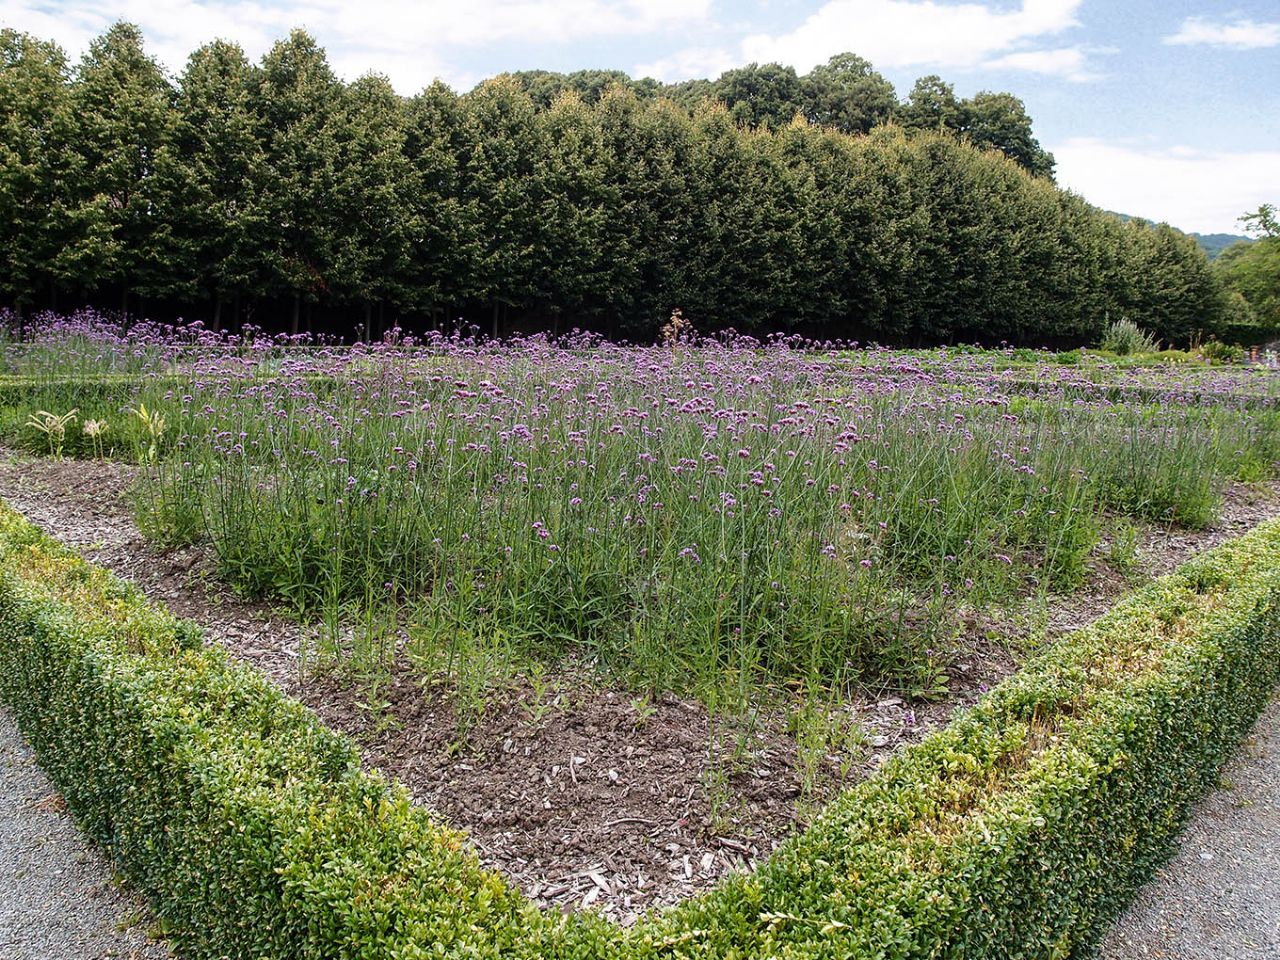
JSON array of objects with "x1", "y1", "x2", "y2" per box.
[
  {"x1": 1100, "y1": 694, "x2": 1280, "y2": 960},
  {"x1": 0, "y1": 709, "x2": 169, "y2": 960}
]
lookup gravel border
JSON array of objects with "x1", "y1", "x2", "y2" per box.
[
  {"x1": 0, "y1": 708, "x2": 169, "y2": 960},
  {"x1": 1100, "y1": 694, "x2": 1280, "y2": 959}
]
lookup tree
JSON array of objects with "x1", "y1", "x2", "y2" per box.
[
  {"x1": 70, "y1": 22, "x2": 176, "y2": 312},
  {"x1": 1218, "y1": 207, "x2": 1280, "y2": 329},
  {"x1": 898, "y1": 79, "x2": 1054, "y2": 178},
  {"x1": 399, "y1": 82, "x2": 478, "y2": 324},
  {"x1": 331, "y1": 72, "x2": 414, "y2": 330},
  {"x1": 660, "y1": 76, "x2": 716, "y2": 112},
  {"x1": 675, "y1": 104, "x2": 814, "y2": 331},
  {"x1": 593, "y1": 88, "x2": 698, "y2": 335},
  {"x1": 458, "y1": 77, "x2": 545, "y2": 335},
  {"x1": 506, "y1": 70, "x2": 569, "y2": 109},
  {"x1": 714, "y1": 63, "x2": 804, "y2": 129},
  {"x1": 507, "y1": 69, "x2": 645, "y2": 110},
  {"x1": 1239, "y1": 203, "x2": 1278, "y2": 239},
  {"x1": 800, "y1": 53, "x2": 897, "y2": 135},
  {"x1": 962, "y1": 91, "x2": 1054, "y2": 179},
  {"x1": 253, "y1": 29, "x2": 343, "y2": 333},
  {"x1": 170, "y1": 40, "x2": 267, "y2": 328},
  {"x1": 1120, "y1": 220, "x2": 1223, "y2": 343},
  {"x1": 0, "y1": 30, "x2": 114, "y2": 320},
  {"x1": 534, "y1": 92, "x2": 622, "y2": 324},
  {"x1": 897, "y1": 75, "x2": 964, "y2": 132}
]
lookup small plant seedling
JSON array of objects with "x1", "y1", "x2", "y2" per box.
[
  {"x1": 630, "y1": 695, "x2": 657, "y2": 726},
  {"x1": 522, "y1": 663, "x2": 559, "y2": 725},
  {"x1": 1107, "y1": 517, "x2": 1141, "y2": 576}
]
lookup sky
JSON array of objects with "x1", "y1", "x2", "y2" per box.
[{"x1": 3, "y1": 0, "x2": 1278, "y2": 234}]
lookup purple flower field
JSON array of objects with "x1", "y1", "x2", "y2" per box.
[{"x1": 5, "y1": 310, "x2": 1280, "y2": 700}]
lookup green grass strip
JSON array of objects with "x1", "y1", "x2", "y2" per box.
[{"x1": 1, "y1": 499, "x2": 1277, "y2": 958}]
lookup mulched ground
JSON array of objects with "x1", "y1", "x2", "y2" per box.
[{"x1": 2, "y1": 450, "x2": 1276, "y2": 922}]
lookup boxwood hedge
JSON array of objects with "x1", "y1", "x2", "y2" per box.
[{"x1": 1, "y1": 499, "x2": 1277, "y2": 959}]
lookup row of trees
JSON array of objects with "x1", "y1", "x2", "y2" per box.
[
  {"x1": 0, "y1": 23, "x2": 1225, "y2": 344},
  {"x1": 510, "y1": 57, "x2": 1055, "y2": 178}
]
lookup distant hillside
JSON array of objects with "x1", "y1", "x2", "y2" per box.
[
  {"x1": 1192, "y1": 232, "x2": 1254, "y2": 260},
  {"x1": 1105, "y1": 211, "x2": 1253, "y2": 260}
]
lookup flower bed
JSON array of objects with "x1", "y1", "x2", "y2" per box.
[{"x1": 2, "y1": 499, "x2": 1278, "y2": 958}]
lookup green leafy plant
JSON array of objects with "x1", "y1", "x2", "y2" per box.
[
  {"x1": 1107, "y1": 517, "x2": 1141, "y2": 575},
  {"x1": 1199, "y1": 339, "x2": 1245, "y2": 364},
  {"x1": 1099, "y1": 318, "x2": 1160, "y2": 356},
  {"x1": 128, "y1": 402, "x2": 167, "y2": 464},
  {"x1": 24, "y1": 408, "x2": 78, "y2": 457}
]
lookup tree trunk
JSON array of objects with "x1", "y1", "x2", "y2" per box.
[
  {"x1": 232, "y1": 292, "x2": 241, "y2": 334},
  {"x1": 212, "y1": 291, "x2": 223, "y2": 333},
  {"x1": 121, "y1": 286, "x2": 129, "y2": 321},
  {"x1": 305, "y1": 300, "x2": 313, "y2": 335},
  {"x1": 49, "y1": 278, "x2": 57, "y2": 313},
  {"x1": 492, "y1": 301, "x2": 500, "y2": 339},
  {"x1": 378, "y1": 300, "x2": 385, "y2": 341},
  {"x1": 14, "y1": 300, "x2": 24, "y2": 341},
  {"x1": 363, "y1": 300, "x2": 372, "y2": 342},
  {"x1": 291, "y1": 293, "x2": 300, "y2": 336}
]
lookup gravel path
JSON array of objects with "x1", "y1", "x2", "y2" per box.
[
  {"x1": 0, "y1": 709, "x2": 168, "y2": 960},
  {"x1": 1100, "y1": 694, "x2": 1280, "y2": 960}
]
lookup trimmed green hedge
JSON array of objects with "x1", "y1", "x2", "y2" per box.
[{"x1": 1, "y1": 500, "x2": 1278, "y2": 959}]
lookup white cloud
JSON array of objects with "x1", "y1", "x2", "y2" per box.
[
  {"x1": 635, "y1": 46, "x2": 739, "y2": 83},
  {"x1": 644, "y1": 0, "x2": 1094, "y2": 83},
  {"x1": 982, "y1": 46, "x2": 1096, "y2": 82},
  {"x1": 0, "y1": 0, "x2": 714, "y2": 92},
  {"x1": 740, "y1": 0, "x2": 1082, "y2": 71},
  {"x1": 1164, "y1": 16, "x2": 1280, "y2": 50},
  {"x1": 1052, "y1": 138, "x2": 1280, "y2": 234}
]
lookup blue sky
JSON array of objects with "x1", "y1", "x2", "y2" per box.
[{"x1": 4, "y1": 0, "x2": 1278, "y2": 233}]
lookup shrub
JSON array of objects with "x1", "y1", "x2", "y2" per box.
[
  {"x1": 2, "y1": 502, "x2": 1279, "y2": 959},
  {"x1": 1099, "y1": 318, "x2": 1160, "y2": 355},
  {"x1": 1200, "y1": 339, "x2": 1246, "y2": 364}
]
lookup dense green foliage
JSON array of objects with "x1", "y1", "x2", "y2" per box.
[
  {"x1": 1216, "y1": 204, "x2": 1280, "y2": 333},
  {"x1": 0, "y1": 22, "x2": 1227, "y2": 344},
  {"x1": 519, "y1": 56, "x2": 1045, "y2": 174},
  {"x1": 2, "y1": 500, "x2": 1278, "y2": 957}
]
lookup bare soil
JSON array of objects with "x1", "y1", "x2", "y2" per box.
[{"x1": 2, "y1": 451, "x2": 1276, "y2": 923}]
